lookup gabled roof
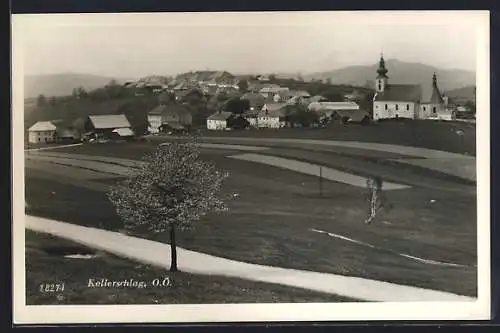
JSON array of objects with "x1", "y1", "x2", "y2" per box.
[
  {"x1": 28, "y1": 121, "x2": 57, "y2": 132},
  {"x1": 260, "y1": 86, "x2": 289, "y2": 93},
  {"x1": 88, "y1": 114, "x2": 131, "y2": 129},
  {"x1": 207, "y1": 111, "x2": 233, "y2": 121},
  {"x1": 373, "y1": 84, "x2": 422, "y2": 102}
]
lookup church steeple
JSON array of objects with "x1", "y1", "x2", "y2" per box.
[
  {"x1": 375, "y1": 53, "x2": 389, "y2": 93},
  {"x1": 377, "y1": 54, "x2": 389, "y2": 79},
  {"x1": 429, "y1": 72, "x2": 444, "y2": 104}
]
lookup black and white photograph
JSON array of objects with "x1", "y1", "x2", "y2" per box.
[{"x1": 12, "y1": 11, "x2": 490, "y2": 324}]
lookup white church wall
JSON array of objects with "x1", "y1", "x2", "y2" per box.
[{"x1": 373, "y1": 101, "x2": 416, "y2": 120}]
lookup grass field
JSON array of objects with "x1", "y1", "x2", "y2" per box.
[
  {"x1": 25, "y1": 142, "x2": 477, "y2": 297},
  {"x1": 197, "y1": 119, "x2": 476, "y2": 156},
  {"x1": 26, "y1": 230, "x2": 351, "y2": 304}
]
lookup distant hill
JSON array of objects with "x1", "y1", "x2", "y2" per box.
[
  {"x1": 303, "y1": 59, "x2": 476, "y2": 102},
  {"x1": 24, "y1": 73, "x2": 134, "y2": 98},
  {"x1": 444, "y1": 85, "x2": 476, "y2": 101}
]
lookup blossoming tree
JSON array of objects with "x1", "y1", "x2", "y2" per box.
[{"x1": 108, "y1": 136, "x2": 228, "y2": 271}]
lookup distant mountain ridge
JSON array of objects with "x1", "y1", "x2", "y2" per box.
[
  {"x1": 302, "y1": 59, "x2": 475, "y2": 102},
  {"x1": 24, "y1": 73, "x2": 134, "y2": 98}
]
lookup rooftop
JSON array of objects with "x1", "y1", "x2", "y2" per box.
[
  {"x1": 373, "y1": 84, "x2": 422, "y2": 103},
  {"x1": 88, "y1": 114, "x2": 131, "y2": 129}
]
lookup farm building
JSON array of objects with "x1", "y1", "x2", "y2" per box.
[
  {"x1": 148, "y1": 104, "x2": 192, "y2": 134},
  {"x1": 207, "y1": 111, "x2": 234, "y2": 131},
  {"x1": 84, "y1": 114, "x2": 134, "y2": 140},
  {"x1": 242, "y1": 109, "x2": 260, "y2": 128},
  {"x1": 28, "y1": 121, "x2": 57, "y2": 144},
  {"x1": 258, "y1": 104, "x2": 288, "y2": 128}
]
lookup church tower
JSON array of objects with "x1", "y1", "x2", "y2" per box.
[{"x1": 376, "y1": 54, "x2": 389, "y2": 93}]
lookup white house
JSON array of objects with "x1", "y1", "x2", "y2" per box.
[
  {"x1": 258, "y1": 104, "x2": 288, "y2": 128},
  {"x1": 207, "y1": 111, "x2": 233, "y2": 130},
  {"x1": 242, "y1": 110, "x2": 260, "y2": 128},
  {"x1": 259, "y1": 86, "x2": 289, "y2": 99},
  {"x1": 28, "y1": 121, "x2": 57, "y2": 144}
]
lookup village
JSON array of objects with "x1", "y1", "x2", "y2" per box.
[
  {"x1": 26, "y1": 55, "x2": 476, "y2": 145},
  {"x1": 17, "y1": 9, "x2": 487, "y2": 319}
]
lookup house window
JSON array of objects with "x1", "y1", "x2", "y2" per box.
[
  {"x1": 378, "y1": 83, "x2": 381, "y2": 91},
  {"x1": 433, "y1": 107, "x2": 437, "y2": 114},
  {"x1": 385, "y1": 104, "x2": 388, "y2": 110},
  {"x1": 396, "y1": 105, "x2": 399, "y2": 111},
  {"x1": 423, "y1": 107, "x2": 426, "y2": 111},
  {"x1": 406, "y1": 104, "x2": 410, "y2": 110},
  {"x1": 376, "y1": 105, "x2": 379, "y2": 109}
]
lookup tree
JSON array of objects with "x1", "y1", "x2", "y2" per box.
[
  {"x1": 36, "y1": 94, "x2": 47, "y2": 107},
  {"x1": 269, "y1": 74, "x2": 276, "y2": 81},
  {"x1": 322, "y1": 90, "x2": 344, "y2": 102},
  {"x1": 237, "y1": 80, "x2": 249, "y2": 93},
  {"x1": 287, "y1": 104, "x2": 319, "y2": 128},
  {"x1": 77, "y1": 86, "x2": 88, "y2": 98},
  {"x1": 465, "y1": 100, "x2": 476, "y2": 116},
  {"x1": 225, "y1": 98, "x2": 250, "y2": 114},
  {"x1": 107, "y1": 137, "x2": 229, "y2": 272},
  {"x1": 326, "y1": 77, "x2": 332, "y2": 85}
]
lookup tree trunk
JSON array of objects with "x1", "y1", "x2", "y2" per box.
[{"x1": 169, "y1": 224, "x2": 178, "y2": 272}]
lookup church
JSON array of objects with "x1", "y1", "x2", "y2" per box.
[{"x1": 372, "y1": 55, "x2": 454, "y2": 121}]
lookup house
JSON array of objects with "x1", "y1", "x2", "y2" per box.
[
  {"x1": 308, "y1": 101, "x2": 360, "y2": 112},
  {"x1": 148, "y1": 104, "x2": 193, "y2": 134},
  {"x1": 259, "y1": 86, "x2": 289, "y2": 99},
  {"x1": 258, "y1": 104, "x2": 288, "y2": 128},
  {"x1": 242, "y1": 109, "x2": 260, "y2": 128},
  {"x1": 207, "y1": 111, "x2": 234, "y2": 131},
  {"x1": 372, "y1": 54, "x2": 454, "y2": 121},
  {"x1": 273, "y1": 91, "x2": 292, "y2": 103},
  {"x1": 28, "y1": 121, "x2": 57, "y2": 144},
  {"x1": 84, "y1": 114, "x2": 134, "y2": 140}
]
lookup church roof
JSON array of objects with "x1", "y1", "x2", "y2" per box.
[{"x1": 373, "y1": 84, "x2": 422, "y2": 103}]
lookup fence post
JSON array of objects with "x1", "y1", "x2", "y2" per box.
[{"x1": 319, "y1": 166, "x2": 323, "y2": 197}]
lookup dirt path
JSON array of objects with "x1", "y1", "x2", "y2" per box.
[{"x1": 25, "y1": 215, "x2": 475, "y2": 302}]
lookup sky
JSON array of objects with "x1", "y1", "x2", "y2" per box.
[{"x1": 15, "y1": 11, "x2": 486, "y2": 79}]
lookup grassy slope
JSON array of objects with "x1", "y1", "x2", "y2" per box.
[
  {"x1": 25, "y1": 144, "x2": 477, "y2": 296},
  {"x1": 26, "y1": 230, "x2": 351, "y2": 304},
  {"x1": 198, "y1": 120, "x2": 476, "y2": 156}
]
